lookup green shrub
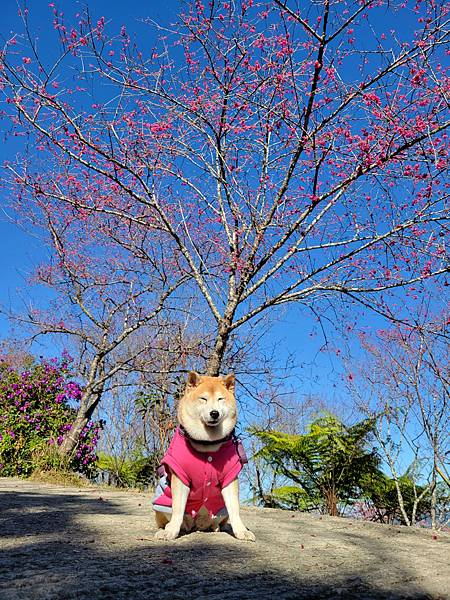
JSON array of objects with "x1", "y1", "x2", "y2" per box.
[
  {"x1": 97, "y1": 451, "x2": 159, "y2": 488},
  {"x1": 252, "y1": 413, "x2": 380, "y2": 516}
]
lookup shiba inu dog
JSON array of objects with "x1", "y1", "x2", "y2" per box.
[{"x1": 152, "y1": 371, "x2": 255, "y2": 541}]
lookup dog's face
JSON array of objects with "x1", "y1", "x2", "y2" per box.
[{"x1": 178, "y1": 372, "x2": 237, "y2": 442}]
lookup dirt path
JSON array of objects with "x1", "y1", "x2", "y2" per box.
[{"x1": 0, "y1": 478, "x2": 448, "y2": 599}]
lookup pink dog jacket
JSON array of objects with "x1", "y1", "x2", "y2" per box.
[{"x1": 153, "y1": 427, "x2": 245, "y2": 517}]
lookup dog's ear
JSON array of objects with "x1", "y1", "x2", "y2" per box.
[
  {"x1": 187, "y1": 371, "x2": 200, "y2": 388},
  {"x1": 223, "y1": 373, "x2": 235, "y2": 391}
]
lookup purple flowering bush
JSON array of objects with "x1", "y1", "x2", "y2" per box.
[{"x1": 0, "y1": 355, "x2": 100, "y2": 477}]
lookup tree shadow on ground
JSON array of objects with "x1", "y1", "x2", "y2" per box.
[{"x1": 0, "y1": 489, "x2": 440, "y2": 600}]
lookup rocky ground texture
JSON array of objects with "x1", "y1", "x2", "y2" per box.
[{"x1": 0, "y1": 478, "x2": 449, "y2": 599}]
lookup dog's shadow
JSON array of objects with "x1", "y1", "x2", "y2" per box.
[{"x1": 178, "y1": 521, "x2": 235, "y2": 539}]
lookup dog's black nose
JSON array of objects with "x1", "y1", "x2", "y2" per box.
[{"x1": 210, "y1": 410, "x2": 220, "y2": 420}]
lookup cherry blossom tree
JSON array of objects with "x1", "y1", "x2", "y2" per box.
[{"x1": 1, "y1": 0, "x2": 448, "y2": 380}]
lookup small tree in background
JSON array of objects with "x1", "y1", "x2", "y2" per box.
[
  {"x1": 96, "y1": 386, "x2": 176, "y2": 489},
  {"x1": 349, "y1": 313, "x2": 449, "y2": 528},
  {"x1": 247, "y1": 388, "x2": 324, "y2": 507},
  {"x1": 0, "y1": 353, "x2": 100, "y2": 477},
  {"x1": 252, "y1": 413, "x2": 380, "y2": 515}
]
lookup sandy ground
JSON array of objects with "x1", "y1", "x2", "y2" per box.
[{"x1": 0, "y1": 478, "x2": 449, "y2": 600}]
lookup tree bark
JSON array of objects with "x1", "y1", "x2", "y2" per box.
[
  {"x1": 391, "y1": 473, "x2": 411, "y2": 526},
  {"x1": 58, "y1": 354, "x2": 106, "y2": 458},
  {"x1": 324, "y1": 487, "x2": 339, "y2": 516},
  {"x1": 206, "y1": 331, "x2": 229, "y2": 376},
  {"x1": 431, "y1": 438, "x2": 438, "y2": 530},
  {"x1": 58, "y1": 387, "x2": 102, "y2": 457},
  {"x1": 206, "y1": 313, "x2": 235, "y2": 376}
]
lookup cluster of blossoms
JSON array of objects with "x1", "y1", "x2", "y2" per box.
[{"x1": 0, "y1": 354, "x2": 100, "y2": 476}]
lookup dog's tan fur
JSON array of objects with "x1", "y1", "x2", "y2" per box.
[{"x1": 154, "y1": 372, "x2": 255, "y2": 541}]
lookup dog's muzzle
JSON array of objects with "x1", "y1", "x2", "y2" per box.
[{"x1": 206, "y1": 410, "x2": 220, "y2": 426}]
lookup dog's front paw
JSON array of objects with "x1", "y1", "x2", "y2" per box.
[
  {"x1": 233, "y1": 527, "x2": 256, "y2": 542},
  {"x1": 155, "y1": 526, "x2": 180, "y2": 541}
]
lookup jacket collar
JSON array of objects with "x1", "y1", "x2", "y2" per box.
[{"x1": 178, "y1": 425, "x2": 235, "y2": 446}]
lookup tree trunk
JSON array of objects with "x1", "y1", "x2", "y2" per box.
[
  {"x1": 59, "y1": 354, "x2": 106, "y2": 458},
  {"x1": 324, "y1": 487, "x2": 339, "y2": 516},
  {"x1": 378, "y1": 433, "x2": 412, "y2": 526},
  {"x1": 431, "y1": 438, "x2": 438, "y2": 530},
  {"x1": 58, "y1": 387, "x2": 103, "y2": 457},
  {"x1": 206, "y1": 319, "x2": 233, "y2": 376},
  {"x1": 392, "y1": 474, "x2": 411, "y2": 526},
  {"x1": 411, "y1": 478, "x2": 430, "y2": 527}
]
